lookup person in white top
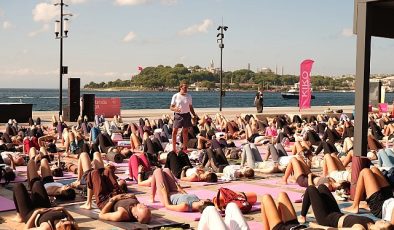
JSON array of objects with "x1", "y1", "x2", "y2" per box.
[{"x1": 170, "y1": 81, "x2": 198, "y2": 153}]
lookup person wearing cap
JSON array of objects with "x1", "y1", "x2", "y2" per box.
[{"x1": 170, "y1": 81, "x2": 198, "y2": 153}]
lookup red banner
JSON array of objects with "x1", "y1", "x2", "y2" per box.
[
  {"x1": 95, "y1": 97, "x2": 121, "y2": 118},
  {"x1": 299, "y1": 59, "x2": 314, "y2": 111}
]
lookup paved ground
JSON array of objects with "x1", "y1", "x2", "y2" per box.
[{"x1": 0, "y1": 105, "x2": 356, "y2": 230}]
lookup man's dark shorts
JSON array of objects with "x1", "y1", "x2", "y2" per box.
[{"x1": 173, "y1": 113, "x2": 192, "y2": 128}]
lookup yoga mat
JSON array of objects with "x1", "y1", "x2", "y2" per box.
[
  {"x1": 183, "y1": 179, "x2": 231, "y2": 186},
  {"x1": 0, "y1": 196, "x2": 16, "y2": 212},
  {"x1": 0, "y1": 175, "x2": 27, "y2": 184},
  {"x1": 67, "y1": 204, "x2": 186, "y2": 229},
  {"x1": 16, "y1": 166, "x2": 27, "y2": 172},
  {"x1": 257, "y1": 178, "x2": 306, "y2": 191},
  {"x1": 138, "y1": 190, "x2": 261, "y2": 221},
  {"x1": 57, "y1": 178, "x2": 77, "y2": 185},
  {"x1": 223, "y1": 184, "x2": 303, "y2": 202},
  {"x1": 104, "y1": 160, "x2": 129, "y2": 167},
  {"x1": 55, "y1": 194, "x2": 88, "y2": 206},
  {"x1": 247, "y1": 221, "x2": 263, "y2": 230}
]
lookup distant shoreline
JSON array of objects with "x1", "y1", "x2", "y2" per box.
[{"x1": 83, "y1": 87, "x2": 356, "y2": 93}]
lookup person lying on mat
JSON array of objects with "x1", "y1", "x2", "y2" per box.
[
  {"x1": 322, "y1": 153, "x2": 351, "y2": 183},
  {"x1": 83, "y1": 164, "x2": 151, "y2": 223},
  {"x1": 281, "y1": 155, "x2": 349, "y2": 191},
  {"x1": 240, "y1": 143, "x2": 283, "y2": 173},
  {"x1": 27, "y1": 157, "x2": 76, "y2": 201},
  {"x1": 220, "y1": 165, "x2": 255, "y2": 181},
  {"x1": 261, "y1": 192, "x2": 306, "y2": 230},
  {"x1": 66, "y1": 151, "x2": 115, "y2": 189},
  {"x1": 344, "y1": 167, "x2": 394, "y2": 225},
  {"x1": 12, "y1": 181, "x2": 79, "y2": 230},
  {"x1": 299, "y1": 184, "x2": 378, "y2": 229},
  {"x1": 198, "y1": 202, "x2": 249, "y2": 230},
  {"x1": 127, "y1": 153, "x2": 155, "y2": 186},
  {"x1": 151, "y1": 168, "x2": 214, "y2": 212},
  {"x1": 0, "y1": 153, "x2": 17, "y2": 183},
  {"x1": 165, "y1": 151, "x2": 217, "y2": 182}
]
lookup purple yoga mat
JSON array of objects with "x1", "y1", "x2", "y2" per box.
[
  {"x1": 257, "y1": 178, "x2": 306, "y2": 191},
  {"x1": 223, "y1": 184, "x2": 302, "y2": 202},
  {"x1": 0, "y1": 196, "x2": 16, "y2": 212},
  {"x1": 0, "y1": 175, "x2": 27, "y2": 184}
]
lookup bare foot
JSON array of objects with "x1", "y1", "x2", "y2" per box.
[
  {"x1": 298, "y1": 215, "x2": 306, "y2": 224},
  {"x1": 80, "y1": 202, "x2": 92, "y2": 210},
  {"x1": 343, "y1": 205, "x2": 359, "y2": 214},
  {"x1": 279, "y1": 179, "x2": 288, "y2": 185}
]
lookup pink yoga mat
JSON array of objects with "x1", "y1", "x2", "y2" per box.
[
  {"x1": 137, "y1": 189, "x2": 261, "y2": 221},
  {"x1": 0, "y1": 196, "x2": 16, "y2": 212},
  {"x1": 184, "y1": 179, "x2": 231, "y2": 187},
  {"x1": 0, "y1": 175, "x2": 27, "y2": 184},
  {"x1": 104, "y1": 160, "x2": 129, "y2": 167},
  {"x1": 16, "y1": 166, "x2": 27, "y2": 172},
  {"x1": 223, "y1": 184, "x2": 302, "y2": 202},
  {"x1": 247, "y1": 221, "x2": 263, "y2": 230},
  {"x1": 257, "y1": 179, "x2": 306, "y2": 191}
]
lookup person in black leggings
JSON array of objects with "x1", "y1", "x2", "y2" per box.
[
  {"x1": 13, "y1": 181, "x2": 78, "y2": 229},
  {"x1": 300, "y1": 184, "x2": 374, "y2": 229},
  {"x1": 92, "y1": 132, "x2": 115, "y2": 153},
  {"x1": 165, "y1": 151, "x2": 193, "y2": 179},
  {"x1": 201, "y1": 148, "x2": 229, "y2": 173}
]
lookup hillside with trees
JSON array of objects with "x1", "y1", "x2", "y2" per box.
[{"x1": 83, "y1": 64, "x2": 355, "y2": 91}]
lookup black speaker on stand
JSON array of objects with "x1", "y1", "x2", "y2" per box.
[
  {"x1": 67, "y1": 78, "x2": 80, "y2": 122},
  {"x1": 82, "y1": 94, "x2": 95, "y2": 121}
]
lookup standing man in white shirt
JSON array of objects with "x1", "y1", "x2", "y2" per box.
[{"x1": 170, "y1": 81, "x2": 198, "y2": 153}]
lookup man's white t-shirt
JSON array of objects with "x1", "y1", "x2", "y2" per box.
[{"x1": 171, "y1": 93, "x2": 192, "y2": 114}]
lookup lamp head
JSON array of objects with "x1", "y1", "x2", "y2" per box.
[
  {"x1": 223, "y1": 26, "x2": 228, "y2": 31},
  {"x1": 217, "y1": 26, "x2": 221, "y2": 31}
]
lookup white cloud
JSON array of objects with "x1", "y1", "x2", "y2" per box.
[
  {"x1": 115, "y1": 0, "x2": 151, "y2": 6},
  {"x1": 123, "y1": 31, "x2": 137, "y2": 42},
  {"x1": 178, "y1": 19, "x2": 213, "y2": 36},
  {"x1": 28, "y1": 24, "x2": 50, "y2": 37},
  {"x1": 341, "y1": 28, "x2": 353, "y2": 38},
  {"x1": 0, "y1": 8, "x2": 4, "y2": 17},
  {"x1": 33, "y1": 3, "x2": 58, "y2": 23},
  {"x1": 3, "y1": 21, "x2": 12, "y2": 29}
]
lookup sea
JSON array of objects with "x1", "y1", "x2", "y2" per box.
[{"x1": 0, "y1": 88, "x2": 391, "y2": 111}]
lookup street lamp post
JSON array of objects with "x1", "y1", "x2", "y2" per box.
[
  {"x1": 217, "y1": 25, "x2": 228, "y2": 112},
  {"x1": 54, "y1": 0, "x2": 71, "y2": 116}
]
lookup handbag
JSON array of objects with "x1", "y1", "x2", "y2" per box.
[{"x1": 213, "y1": 187, "x2": 252, "y2": 214}]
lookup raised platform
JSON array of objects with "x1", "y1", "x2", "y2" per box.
[{"x1": 0, "y1": 103, "x2": 32, "y2": 123}]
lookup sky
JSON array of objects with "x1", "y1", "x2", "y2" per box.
[{"x1": 0, "y1": 0, "x2": 394, "y2": 88}]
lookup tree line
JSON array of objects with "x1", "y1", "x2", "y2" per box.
[{"x1": 84, "y1": 64, "x2": 354, "y2": 91}]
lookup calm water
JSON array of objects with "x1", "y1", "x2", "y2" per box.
[{"x1": 0, "y1": 88, "x2": 390, "y2": 111}]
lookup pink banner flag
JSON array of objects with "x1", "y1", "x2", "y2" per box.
[{"x1": 299, "y1": 59, "x2": 314, "y2": 111}]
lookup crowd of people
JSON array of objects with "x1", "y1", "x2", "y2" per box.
[{"x1": 1, "y1": 82, "x2": 394, "y2": 229}]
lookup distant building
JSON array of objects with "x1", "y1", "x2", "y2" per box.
[
  {"x1": 258, "y1": 67, "x2": 273, "y2": 74},
  {"x1": 207, "y1": 59, "x2": 220, "y2": 74}
]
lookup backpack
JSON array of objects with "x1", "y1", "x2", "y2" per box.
[{"x1": 213, "y1": 187, "x2": 252, "y2": 214}]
